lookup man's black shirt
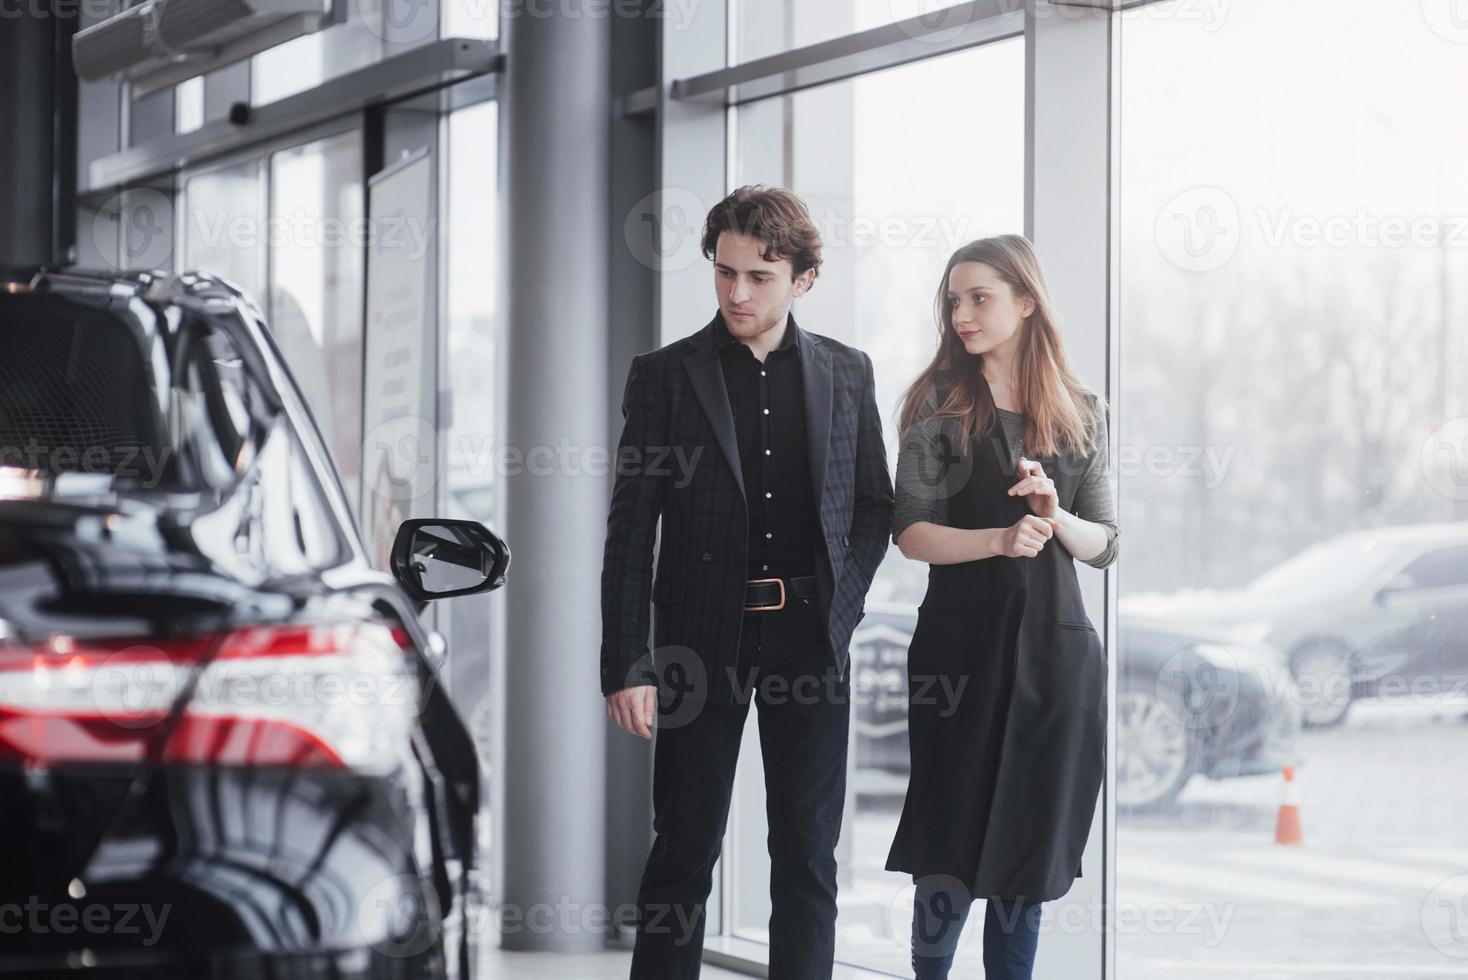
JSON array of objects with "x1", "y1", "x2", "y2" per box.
[{"x1": 713, "y1": 312, "x2": 819, "y2": 580}]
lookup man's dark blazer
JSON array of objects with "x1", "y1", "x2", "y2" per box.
[{"x1": 600, "y1": 312, "x2": 895, "y2": 703}]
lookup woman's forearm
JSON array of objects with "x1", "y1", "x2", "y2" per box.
[
  {"x1": 899, "y1": 512, "x2": 1108, "y2": 565},
  {"x1": 1052, "y1": 508, "x2": 1109, "y2": 563},
  {"x1": 896, "y1": 522, "x2": 1001, "y2": 565}
]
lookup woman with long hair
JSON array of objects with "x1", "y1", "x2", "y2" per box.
[{"x1": 885, "y1": 235, "x2": 1119, "y2": 979}]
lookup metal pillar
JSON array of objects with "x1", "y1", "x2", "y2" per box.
[{"x1": 498, "y1": 2, "x2": 613, "y2": 953}]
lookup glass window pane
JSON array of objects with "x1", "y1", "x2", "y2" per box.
[
  {"x1": 1117, "y1": 1, "x2": 1468, "y2": 977},
  {"x1": 175, "y1": 76, "x2": 204, "y2": 134},
  {"x1": 443, "y1": 0, "x2": 498, "y2": 39},
  {"x1": 251, "y1": 17, "x2": 385, "y2": 105},
  {"x1": 730, "y1": 37, "x2": 1023, "y2": 976},
  {"x1": 442, "y1": 95, "x2": 503, "y2": 893},
  {"x1": 268, "y1": 131, "x2": 366, "y2": 514},
  {"x1": 182, "y1": 159, "x2": 267, "y2": 301},
  {"x1": 735, "y1": 0, "x2": 971, "y2": 63}
]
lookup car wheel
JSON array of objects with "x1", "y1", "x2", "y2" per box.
[
  {"x1": 1117, "y1": 675, "x2": 1195, "y2": 813},
  {"x1": 1291, "y1": 641, "x2": 1353, "y2": 728}
]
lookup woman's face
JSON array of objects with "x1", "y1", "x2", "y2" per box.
[{"x1": 946, "y1": 260, "x2": 1034, "y2": 358}]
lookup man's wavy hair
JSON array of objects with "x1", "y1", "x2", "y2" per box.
[{"x1": 701, "y1": 185, "x2": 823, "y2": 283}]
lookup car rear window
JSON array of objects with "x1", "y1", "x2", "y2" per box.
[{"x1": 0, "y1": 298, "x2": 172, "y2": 483}]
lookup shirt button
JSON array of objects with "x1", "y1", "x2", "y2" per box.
[
  {"x1": 701, "y1": 551, "x2": 714, "y2": 562},
  {"x1": 760, "y1": 370, "x2": 766, "y2": 377},
  {"x1": 763, "y1": 408, "x2": 769, "y2": 415},
  {"x1": 762, "y1": 564, "x2": 769, "y2": 571},
  {"x1": 765, "y1": 492, "x2": 772, "y2": 499},
  {"x1": 765, "y1": 532, "x2": 773, "y2": 539},
  {"x1": 764, "y1": 449, "x2": 771, "y2": 456}
]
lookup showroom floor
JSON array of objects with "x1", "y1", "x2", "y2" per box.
[{"x1": 480, "y1": 949, "x2": 748, "y2": 978}]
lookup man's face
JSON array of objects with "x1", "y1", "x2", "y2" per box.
[{"x1": 712, "y1": 232, "x2": 814, "y2": 340}]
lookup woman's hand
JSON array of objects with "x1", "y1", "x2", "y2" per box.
[
  {"x1": 1009, "y1": 456, "x2": 1058, "y2": 519},
  {"x1": 997, "y1": 514, "x2": 1061, "y2": 558}
]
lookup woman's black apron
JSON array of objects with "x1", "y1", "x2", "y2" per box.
[{"x1": 884, "y1": 399, "x2": 1107, "y2": 903}]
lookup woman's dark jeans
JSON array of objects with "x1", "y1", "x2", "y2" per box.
[{"x1": 910, "y1": 876, "x2": 1043, "y2": 979}]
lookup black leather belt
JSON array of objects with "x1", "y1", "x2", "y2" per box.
[{"x1": 744, "y1": 575, "x2": 817, "y2": 612}]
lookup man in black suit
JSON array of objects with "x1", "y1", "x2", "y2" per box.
[{"x1": 600, "y1": 186, "x2": 894, "y2": 979}]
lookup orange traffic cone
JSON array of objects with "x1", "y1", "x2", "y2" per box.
[{"x1": 1273, "y1": 764, "x2": 1303, "y2": 846}]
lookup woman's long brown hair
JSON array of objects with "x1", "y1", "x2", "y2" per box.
[{"x1": 896, "y1": 235, "x2": 1103, "y2": 460}]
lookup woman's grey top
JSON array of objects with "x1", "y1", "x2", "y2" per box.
[{"x1": 891, "y1": 391, "x2": 1119, "y2": 569}]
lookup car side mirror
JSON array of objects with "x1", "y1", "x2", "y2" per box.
[{"x1": 390, "y1": 519, "x2": 510, "y2": 602}]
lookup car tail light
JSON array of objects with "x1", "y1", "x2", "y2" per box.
[{"x1": 0, "y1": 622, "x2": 419, "y2": 772}]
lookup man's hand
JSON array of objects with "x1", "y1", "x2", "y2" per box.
[{"x1": 606, "y1": 684, "x2": 658, "y2": 739}]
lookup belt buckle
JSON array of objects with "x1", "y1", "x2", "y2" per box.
[{"x1": 744, "y1": 577, "x2": 786, "y2": 612}]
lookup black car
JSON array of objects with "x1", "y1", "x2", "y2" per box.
[
  {"x1": 850, "y1": 601, "x2": 1301, "y2": 811},
  {"x1": 0, "y1": 267, "x2": 508, "y2": 978}
]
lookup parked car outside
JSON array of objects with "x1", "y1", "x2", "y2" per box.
[
  {"x1": 1123, "y1": 524, "x2": 1468, "y2": 727},
  {"x1": 849, "y1": 600, "x2": 1301, "y2": 812}
]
